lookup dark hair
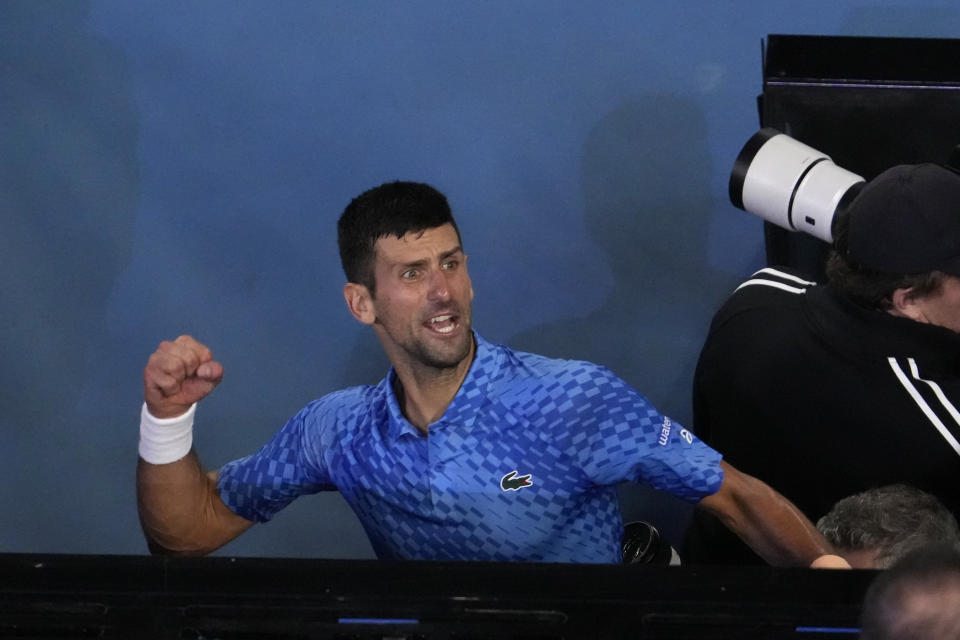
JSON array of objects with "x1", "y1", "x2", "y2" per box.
[
  {"x1": 337, "y1": 181, "x2": 462, "y2": 294},
  {"x1": 860, "y1": 543, "x2": 960, "y2": 640},
  {"x1": 826, "y1": 212, "x2": 945, "y2": 311},
  {"x1": 816, "y1": 484, "x2": 960, "y2": 569}
]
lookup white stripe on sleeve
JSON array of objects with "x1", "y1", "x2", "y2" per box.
[{"x1": 888, "y1": 357, "x2": 960, "y2": 457}]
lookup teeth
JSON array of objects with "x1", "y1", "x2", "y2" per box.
[{"x1": 429, "y1": 315, "x2": 455, "y2": 334}]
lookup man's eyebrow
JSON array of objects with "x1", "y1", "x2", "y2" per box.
[
  {"x1": 439, "y1": 246, "x2": 464, "y2": 261},
  {"x1": 397, "y1": 258, "x2": 429, "y2": 270},
  {"x1": 392, "y1": 246, "x2": 464, "y2": 270}
]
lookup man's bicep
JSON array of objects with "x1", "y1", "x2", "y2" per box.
[{"x1": 206, "y1": 469, "x2": 256, "y2": 543}]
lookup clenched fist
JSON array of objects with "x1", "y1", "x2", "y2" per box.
[{"x1": 143, "y1": 335, "x2": 223, "y2": 418}]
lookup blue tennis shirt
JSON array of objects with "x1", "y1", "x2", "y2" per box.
[{"x1": 217, "y1": 333, "x2": 724, "y2": 562}]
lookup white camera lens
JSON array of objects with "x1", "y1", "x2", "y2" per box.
[{"x1": 730, "y1": 128, "x2": 864, "y2": 243}]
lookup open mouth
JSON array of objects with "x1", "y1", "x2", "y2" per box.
[{"x1": 426, "y1": 313, "x2": 458, "y2": 335}]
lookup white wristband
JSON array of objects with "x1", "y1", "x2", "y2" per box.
[{"x1": 139, "y1": 402, "x2": 196, "y2": 465}]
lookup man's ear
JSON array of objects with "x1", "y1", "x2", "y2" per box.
[
  {"x1": 890, "y1": 286, "x2": 927, "y2": 322},
  {"x1": 343, "y1": 283, "x2": 376, "y2": 325}
]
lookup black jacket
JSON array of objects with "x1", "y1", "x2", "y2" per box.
[{"x1": 684, "y1": 267, "x2": 960, "y2": 564}]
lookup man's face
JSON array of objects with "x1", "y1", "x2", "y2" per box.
[
  {"x1": 363, "y1": 223, "x2": 474, "y2": 371},
  {"x1": 907, "y1": 275, "x2": 960, "y2": 334}
]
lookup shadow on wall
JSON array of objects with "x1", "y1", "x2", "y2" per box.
[
  {"x1": 508, "y1": 94, "x2": 736, "y2": 547},
  {"x1": 0, "y1": 1, "x2": 139, "y2": 549}
]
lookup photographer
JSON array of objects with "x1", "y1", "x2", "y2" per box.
[{"x1": 685, "y1": 163, "x2": 960, "y2": 564}]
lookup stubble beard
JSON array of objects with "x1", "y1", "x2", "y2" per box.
[
  {"x1": 407, "y1": 329, "x2": 473, "y2": 371},
  {"x1": 405, "y1": 310, "x2": 473, "y2": 371},
  {"x1": 375, "y1": 302, "x2": 474, "y2": 373}
]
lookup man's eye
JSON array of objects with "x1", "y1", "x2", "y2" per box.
[
  {"x1": 402, "y1": 269, "x2": 419, "y2": 280},
  {"x1": 441, "y1": 260, "x2": 458, "y2": 270}
]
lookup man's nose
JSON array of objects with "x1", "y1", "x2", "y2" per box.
[{"x1": 426, "y1": 268, "x2": 450, "y2": 301}]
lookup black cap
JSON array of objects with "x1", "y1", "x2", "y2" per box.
[{"x1": 846, "y1": 163, "x2": 960, "y2": 275}]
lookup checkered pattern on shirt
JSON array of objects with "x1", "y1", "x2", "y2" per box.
[{"x1": 217, "y1": 333, "x2": 724, "y2": 562}]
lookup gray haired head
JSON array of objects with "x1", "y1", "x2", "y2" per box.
[{"x1": 817, "y1": 484, "x2": 960, "y2": 569}]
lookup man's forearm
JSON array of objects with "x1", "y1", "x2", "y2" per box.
[{"x1": 698, "y1": 461, "x2": 836, "y2": 567}]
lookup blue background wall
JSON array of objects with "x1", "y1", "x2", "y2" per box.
[{"x1": 4, "y1": 0, "x2": 960, "y2": 558}]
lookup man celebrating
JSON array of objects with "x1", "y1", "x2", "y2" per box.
[
  {"x1": 685, "y1": 163, "x2": 960, "y2": 564},
  {"x1": 138, "y1": 180, "x2": 840, "y2": 565}
]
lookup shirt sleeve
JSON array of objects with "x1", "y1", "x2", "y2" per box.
[
  {"x1": 216, "y1": 400, "x2": 336, "y2": 523},
  {"x1": 568, "y1": 364, "x2": 724, "y2": 501}
]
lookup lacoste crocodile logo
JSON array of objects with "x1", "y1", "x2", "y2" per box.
[{"x1": 500, "y1": 470, "x2": 533, "y2": 491}]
